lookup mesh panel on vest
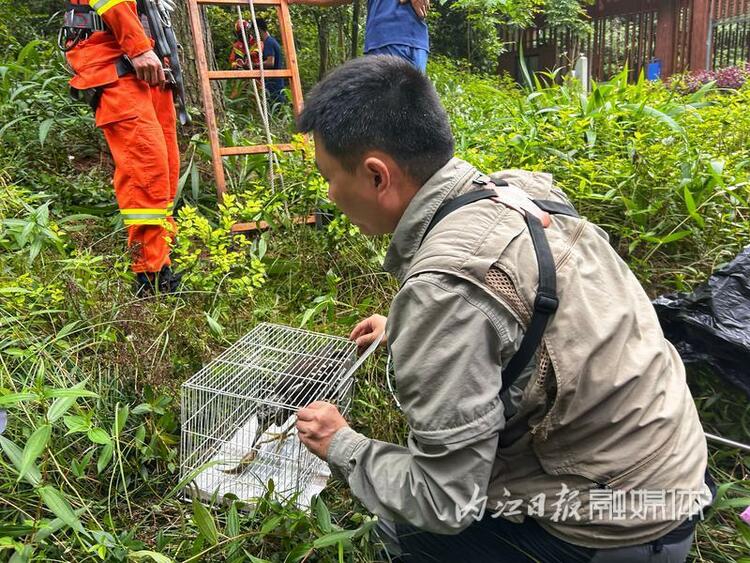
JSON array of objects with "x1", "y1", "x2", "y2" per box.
[
  {"x1": 485, "y1": 266, "x2": 530, "y2": 324},
  {"x1": 485, "y1": 264, "x2": 552, "y2": 389}
]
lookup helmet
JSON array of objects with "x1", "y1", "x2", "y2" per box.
[{"x1": 234, "y1": 19, "x2": 253, "y2": 40}]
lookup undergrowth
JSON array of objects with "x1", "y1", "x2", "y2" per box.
[{"x1": 1, "y1": 41, "x2": 749, "y2": 562}]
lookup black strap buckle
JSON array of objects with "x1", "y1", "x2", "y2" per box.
[{"x1": 534, "y1": 292, "x2": 559, "y2": 314}]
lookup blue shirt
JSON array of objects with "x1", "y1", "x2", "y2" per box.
[
  {"x1": 262, "y1": 34, "x2": 285, "y2": 91},
  {"x1": 364, "y1": 0, "x2": 429, "y2": 53}
]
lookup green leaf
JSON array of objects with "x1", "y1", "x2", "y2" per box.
[
  {"x1": 175, "y1": 156, "x2": 193, "y2": 206},
  {"x1": 128, "y1": 551, "x2": 174, "y2": 563},
  {"x1": 114, "y1": 403, "x2": 129, "y2": 437},
  {"x1": 87, "y1": 427, "x2": 111, "y2": 445},
  {"x1": 312, "y1": 529, "x2": 357, "y2": 548},
  {"x1": 623, "y1": 103, "x2": 684, "y2": 134},
  {"x1": 97, "y1": 443, "x2": 113, "y2": 474},
  {"x1": 135, "y1": 424, "x2": 146, "y2": 444},
  {"x1": 37, "y1": 486, "x2": 84, "y2": 533},
  {"x1": 314, "y1": 496, "x2": 332, "y2": 533},
  {"x1": 0, "y1": 392, "x2": 38, "y2": 406},
  {"x1": 63, "y1": 415, "x2": 90, "y2": 434},
  {"x1": 0, "y1": 116, "x2": 30, "y2": 139},
  {"x1": 0, "y1": 524, "x2": 33, "y2": 537},
  {"x1": 19, "y1": 424, "x2": 51, "y2": 482},
  {"x1": 191, "y1": 497, "x2": 218, "y2": 545},
  {"x1": 517, "y1": 44, "x2": 534, "y2": 91},
  {"x1": 38, "y1": 118, "x2": 54, "y2": 147},
  {"x1": 9, "y1": 545, "x2": 32, "y2": 563},
  {"x1": 683, "y1": 185, "x2": 705, "y2": 227},
  {"x1": 257, "y1": 235, "x2": 267, "y2": 260},
  {"x1": 28, "y1": 239, "x2": 43, "y2": 265},
  {"x1": 47, "y1": 396, "x2": 77, "y2": 423},
  {"x1": 259, "y1": 515, "x2": 282, "y2": 537},
  {"x1": 286, "y1": 544, "x2": 313, "y2": 562},
  {"x1": 226, "y1": 501, "x2": 240, "y2": 537},
  {"x1": 132, "y1": 404, "x2": 152, "y2": 415},
  {"x1": 162, "y1": 460, "x2": 223, "y2": 501},
  {"x1": 0, "y1": 436, "x2": 41, "y2": 485},
  {"x1": 190, "y1": 160, "x2": 200, "y2": 201},
  {"x1": 45, "y1": 388, "x2": 98, "y2": 399},
  {"x1": 204, "y1": 312, "x2": 224, "y2": 337},
  {"x1": 35, "y1": 508, "x2": 87, "y2": 540},
  {"x1": 641, "y1": 230, "x2": 691, "y2": 244},
  {"x1": 55, "y1": 321, "x2": 79, "y2": 340}
]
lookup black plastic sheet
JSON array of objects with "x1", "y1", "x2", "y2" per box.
[{"x1": 653, "y1": 246, "x2": 750, "y2": 397}]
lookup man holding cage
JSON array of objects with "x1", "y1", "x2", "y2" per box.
[{"x1": 294, "y1": 55, "x2": 713, "y2": 562}]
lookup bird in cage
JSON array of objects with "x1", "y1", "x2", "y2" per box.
[{"x1": 222, "y1": 345, "x2": 353, "y2": 475}]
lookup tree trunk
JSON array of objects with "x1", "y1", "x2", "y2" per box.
[
  {"x1": 172, "y1": 3, "x2": 225, "y2": 123},
  {"x1": 338, "y1": 14, "x2": 345, "y2": 64},
  {"x1": 317, "y1": 14, "x2": 330, "y2": 80},
  {"x1": 350, "y1": 0, "x2": 361, "y2": 58}
]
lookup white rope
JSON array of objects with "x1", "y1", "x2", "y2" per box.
[{"x1": 235, "y1": 4, "x2": 283, "y2": 193}]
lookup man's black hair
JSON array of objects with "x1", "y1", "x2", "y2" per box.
[
  {"x1": 256, "y1": 18, "x2": 268, "y2": 32},
  {"x1": 297, "y1": 55, "x2": 455, "y2": 186}
]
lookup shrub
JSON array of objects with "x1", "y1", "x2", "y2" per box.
[{"x1": 669, "y1": 63, "x2": 750, "y2": 93}]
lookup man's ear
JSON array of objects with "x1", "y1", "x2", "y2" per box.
[{"x1": 363, "y1": 156, "x2": 391, "y2": 193}]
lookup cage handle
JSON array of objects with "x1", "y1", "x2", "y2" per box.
[{"x1": 330, "y1": 331, "x2": 384, "y2": 402}]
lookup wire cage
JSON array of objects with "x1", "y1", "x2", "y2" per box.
[{"x1": 180, "y1": 323, "x2": 360, "y2": 508}]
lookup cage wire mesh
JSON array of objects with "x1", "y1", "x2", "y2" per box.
[{"x1": 181, "y1": 323, "x2": 360, "y2": 509}]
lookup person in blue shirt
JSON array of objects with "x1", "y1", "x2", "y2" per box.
[
  {"x1": 288, "y1": 0, "x2": 429, "y2": 72},
  {"x1": 256, "y1": 18, "x2": 287, "y2": 106}
]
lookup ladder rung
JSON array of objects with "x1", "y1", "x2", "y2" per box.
[
  {"x1": 197, "y1": 0, "x2": 282, "y2": 5},
  {"x1": 220, "y1": 144, "x2": 296, "y2": 156},
  {"x1": 208, "y1": 69, "x2": 293, "y2": 80},
  {"x1": 231, "y1": 215, "x2": 318, "y2": 234}
]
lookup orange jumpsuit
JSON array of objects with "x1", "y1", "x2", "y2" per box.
[
  {"x1": 66, "y1": 0, "x2": 178, "y2": 274},
  {"x1": 228, "y1": 23, "x2": 261, "y2": 99},
  {"x1": 229, "y1": 38, "x2": 260, "y2": 70}
]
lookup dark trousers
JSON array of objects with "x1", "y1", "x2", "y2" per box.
[{"x1": 377, "y1": 515, "x2": 696, "y2": 563}]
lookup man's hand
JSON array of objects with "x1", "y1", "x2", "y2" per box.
[
  {"x1": 400, "y1": 0, "x2": 429, "y2": 19},
  {"x1": 296, "y1": 401, "x2": 348, "y2": 460},
  {"x1": 131, "y1": 50, "x2": 166, "y2": 88},
  {"x1": 349, "y1": 314, "x2": 387, "y2": 353}
]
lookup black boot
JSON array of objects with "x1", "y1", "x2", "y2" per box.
[
  {"x1": 156, "y1": 265, "x2": 182, "y2": 293},
  {"x1": 134, "y1": 265, "x2": 182, "y2": 295}
]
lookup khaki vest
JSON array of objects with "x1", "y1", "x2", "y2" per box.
[{"x1": 404, "y1": 165, "x2": 710, "y2": 548}]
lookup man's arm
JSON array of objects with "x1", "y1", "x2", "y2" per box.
[
  {"x1": 326, "y1": 273, "x2": 518, "y2": 534},
  {"x1": 93, "y1": 1, "x2": 165, "y2": 86}
]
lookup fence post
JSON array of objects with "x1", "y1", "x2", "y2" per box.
[
  {"x1": 574, "y1": 55, "x2": 590, "y2": 92},
  {"x1": 690, "y1": 0, "x2": 713, "y2": 71},
  {"x1": 655, "y1": 0, "x2": 678, "y2": 76}
]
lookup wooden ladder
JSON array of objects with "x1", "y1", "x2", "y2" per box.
[{"x1": 186, "y1": 0, "x2": 305, "y2": 199}]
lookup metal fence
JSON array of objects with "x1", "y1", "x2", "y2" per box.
[{"x1": 497, "y1": 0, "x2": 750, "y2": 82}]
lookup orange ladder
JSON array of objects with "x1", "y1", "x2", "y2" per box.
[{"x1": 186, "y1": 0, "x2": 304, "y2": 199}]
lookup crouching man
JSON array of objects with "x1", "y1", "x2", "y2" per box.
[{"x1": 295, "y1": 55, "x2": 713, "y2": 562}]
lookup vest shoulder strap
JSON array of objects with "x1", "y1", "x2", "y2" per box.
[{"x1": 421, "y1": 180, "x2": 576, "y2": 391}]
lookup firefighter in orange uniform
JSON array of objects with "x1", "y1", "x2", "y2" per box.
[
  {"x1": 62, "y1": 0, "x2": 181, "y2": 293},
  {"x1": 228, "y1": 19, "x2": 261, "y2": 99},
  {"x1": 229, "y1": 19, "x2": 261, "y2": 70}
]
